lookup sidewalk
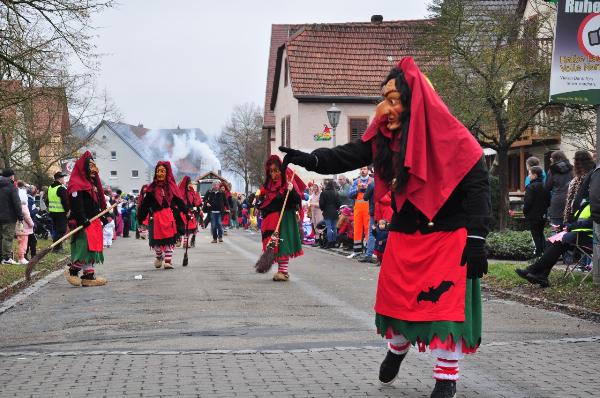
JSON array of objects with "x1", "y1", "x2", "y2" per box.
[{"x1": 1, "y1": 337, "x2": 597, "y2": 397}]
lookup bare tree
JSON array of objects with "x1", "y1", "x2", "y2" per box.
[
  {"x1": 218, "y1": 103, "x2": 266, "y2": 195},
  {"x1": 0, "y1": 0, "x2": 119, "y2": 183},
  {"x1": 422, "y1": 0, "x2": 595, "y2": 229},
  {"x1": 0, "y1": 0, "x2": 114, "y2": 76}
]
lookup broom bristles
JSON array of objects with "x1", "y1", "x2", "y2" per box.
[
  {"x1": 255, "y1": 247, "x2": 277, "y2": 273},
  {"x1": 25, "y1": 246, "x2": 52, "y2": 280}
]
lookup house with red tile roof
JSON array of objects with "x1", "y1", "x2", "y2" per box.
[
  {"x1": 263, "y1": 16, "x2": 431, "y2": 181},
  {"x1": 264, "y1": 5, "x2": 575, "y2": 193}
]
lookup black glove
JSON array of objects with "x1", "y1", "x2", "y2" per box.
[
  {"x1": 460, "y1": 238, "x2": 488, "y2": 279},
  {"x1": 279, "y1": 146, "x2": 317, "y2": 171},
  {"x1": 82, "y1": 219, "x2": 91, "y2": 228}
]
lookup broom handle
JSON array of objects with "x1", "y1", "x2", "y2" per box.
[
  {"x1": 273, "y1": 171, "x2": 296, "y2": 235},
  {"x1": 47, "y1": 202, "x2": 118, "y2": 249}
]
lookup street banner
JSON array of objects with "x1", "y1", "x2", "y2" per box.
[{"x1": 550, "y1": 0, "x2": 600, "y2": 104}]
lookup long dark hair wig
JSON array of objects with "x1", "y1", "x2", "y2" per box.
[{"x1": 374, "y1": 68, "x2": 412, "y2": 192}]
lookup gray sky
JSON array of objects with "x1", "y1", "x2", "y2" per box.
[{"x1": 90, "y1": 0, "x2": 430, "y2": 136}]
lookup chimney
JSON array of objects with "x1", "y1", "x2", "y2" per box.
[
  {"x1": 371, "y1": 15, "x2": 383, "y2": 24},
  {"x1": 137, "y1": 123, "x2": 143, "y2": 128}
]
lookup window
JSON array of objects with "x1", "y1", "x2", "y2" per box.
[
  {"x1": 284, "y1": 58, "x2": 289, "y2": 87},
  {"x1": 131, "y1": 170, "x2": 139, "y2": 178},
  {"x1": 110, "y1": 151, "x2": 117, "y2": 160},
  {"x1": 110, "y1": 170, "x2": 117, "y2": 178},
  {"x1": 132, "y1": 189, "x2": 139, "y2": 194},
  {"x1": 269, "y1": 128, "x2": 275, "y2": 142},
  {"x1": 285, "y1": 115, "x2": 291, "y2": 147},
  {"x1": 349, "y1": 117, "x2": 369, "y2": 142},
  {"x1": 280, "y1": 116, "x2": 291, "y2": 147}
]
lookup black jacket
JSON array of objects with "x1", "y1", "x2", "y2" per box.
[
  {"x1": 68, "y1": 190, "x2": 104, "y2": 227},
  {"x1": 0, "y1": 176, "x2": 23, "y2": 223},
  {"x1": 545, "y1": 160, "x2": 573, "y2": 219},
  {"x1": 523, "y1": 179, "x2": 549, "y2": 221},
  {"x1": 319, "y1": 187, "x2": 341, "y2": 219},
  {"x1": 310, "y1": 140, "x2": 491, "y2": 237},
  {"x1": 258, "y1": 189, "x2": 301, "y2": 218},
  {"x1": 362, "y1": 182, "x2": 376, "y2": 216},
  {"x1": 44, "y1": 181, "x2": 69, "y2": 212},
  {"x1": 138, "y1": 191, "x2": 188, "y2": 245},
  {"x1": 203, "y1": 190, "x2": 226, "y2": 213}
]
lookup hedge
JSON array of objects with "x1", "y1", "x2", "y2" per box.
[{"x1": 486, "y1": 230, "x2": 535, "y2": 260}]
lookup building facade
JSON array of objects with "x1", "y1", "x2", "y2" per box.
[
  {"x1": 84, "y1": 121, "x2": 154, "y2": 195},
  {"x1": 264, "y1": 18, "x2": 430, "y2": 182}
]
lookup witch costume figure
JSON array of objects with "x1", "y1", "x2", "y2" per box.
[
  {"x1": 256, "y1": 155, "x2": 305, "y2": 281},
  {"x1": 177, "y1": 176, "x2": 201, "y2": 248},
  {"x1": 64, "y1": 151, "x2": 109, "y2": 287},
  {"x1": 280, "y1": 57, "x2": 490, "y2": 398},
  {"x1": 138, "y1": 161, "x2": 187, "y2": 269}
]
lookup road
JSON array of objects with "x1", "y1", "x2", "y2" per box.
[{"x1": 0, "y1": 229, "x2": 598, "y2": 397}]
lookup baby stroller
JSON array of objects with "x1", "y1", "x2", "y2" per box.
[
  {"x1": 34, "y1": 210, "x2": 53, "y2": 240},
  {"x1": 314, "y1": 220, "x2": 328, "y2": 248}
]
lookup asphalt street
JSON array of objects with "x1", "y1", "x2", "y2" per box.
[{"x1": 0, "y1": 228, "x2": 599, "y2": 397}]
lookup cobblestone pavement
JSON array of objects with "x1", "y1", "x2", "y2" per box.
[
  {"x1": 0, "y1": 230, "x2": 599, "y2": 397},
  {"x1": 1, "y1": 339, "x2": 598, "y2": 398}
]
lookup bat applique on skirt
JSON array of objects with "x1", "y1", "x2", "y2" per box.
[
  {"x1": 375, "y1": 229, "x2": 468, "y2": 322},
  {"x1": 417, "y1": 281, "x2": 454, "y2": 304}
]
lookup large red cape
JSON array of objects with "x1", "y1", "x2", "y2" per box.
[
  {"x1": 362, "y1": 57, "x2": 482, "y2": 221},
  {"x1": 146, "y1": 161, "x2": 183, "y2": 207},
  {"x1": 259, "y1": 155, "x2": 306, "y2": 209},
  {"x1": 66, "y1": 151, "x2": 106, "y2": 209}
]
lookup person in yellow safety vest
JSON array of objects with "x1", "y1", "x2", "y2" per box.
[
  {"x1": 44, "y1": 171, "x2": 69, "y2": 251},
  {"x1": 349, "y1": 166, "x2": 374, "y2": 255},
  {"x1": 516, "y1": 196, "x2": 593, "y2": 288}
]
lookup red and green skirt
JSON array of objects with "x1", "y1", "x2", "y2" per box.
[
  {"x1": 261, "y1": 211, "x2": 303, "y2": 259},
  {"x1": 71, "y1": 219, "x2": 104, "y2": 264},
  {"x1": 374, "y1": 229, "x2": 481, "y2": 353}
]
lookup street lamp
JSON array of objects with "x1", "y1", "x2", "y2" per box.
[{"x1": 326, "y1": 103, "x2": 341, "y2": 147}]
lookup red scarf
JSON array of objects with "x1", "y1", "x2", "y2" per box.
[
  {"x1": 146, "y1": 161, "x2": 183, "y2": 207},
  {"x1": 259, "y1": 155, "x2": 306, "y2": 209},
  {"x1": 362, "y1": 57, "x2": 482, "y2": 221},
  {"x1": 137, "y1": 184, "x2": 147, "y2": 208},
  {"x1": 66, "y1": 151, "x2": 106, "y2": 210},
  {"x1": 178, "y1": 176, "x2": 201, "y2": 207}
]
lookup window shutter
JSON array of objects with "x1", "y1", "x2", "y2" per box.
[
  {"x1": 285, "y1": 115, "x2": 291, "y2": 148},
  {"x1": 349, "y1": 118, "x2": 368, "y2": 141}
]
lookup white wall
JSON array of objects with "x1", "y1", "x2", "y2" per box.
[
  {"x1": 271, "y1": 49, "x2": 377, "y2": 184},
  {"x1": 83, "y1": 124, "x2": 152, "y2": 194}
]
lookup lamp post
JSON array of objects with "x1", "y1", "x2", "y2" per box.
[{"x1": 326, "y1": 103, "x2": 341, "y2": 148}]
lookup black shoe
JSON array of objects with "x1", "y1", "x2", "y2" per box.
[
  {"x1": 515, "y1": 268, "x2": 529, "y2": 279},
  {"x1": 378, "y1": 351, "x2": 406, "y2": 385},
  {"x1": 68, "y1": 267, "x2": 80, "y2": 277},
  {"x1": 430, "y1": 380, "x2": 456, "y2": 398},
  {"x1": 525, "y1": 272, "x2": 550, "y2": 288},
  {"x1": 358, "y1": 255, "x2": 374, "y2": 263}
]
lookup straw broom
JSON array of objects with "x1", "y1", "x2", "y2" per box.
[
  {"x1": 255, "y1": 172, "x2": 295, "y2": 273},
  {"x1": 25, "y1": 203, "x2": 118, "y2": 280}
]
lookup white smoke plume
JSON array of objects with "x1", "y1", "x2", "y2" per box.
[{"x1": 142, "y1": 128, "x2": 221, "y2": 175}]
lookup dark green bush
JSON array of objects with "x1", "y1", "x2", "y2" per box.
[{"x1": 486, "y1": 230, "x2": 535, "y2": 260}]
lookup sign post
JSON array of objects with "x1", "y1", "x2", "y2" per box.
[{"x1": 550, "y1": 0, "x2": 600, "y2": 285}]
